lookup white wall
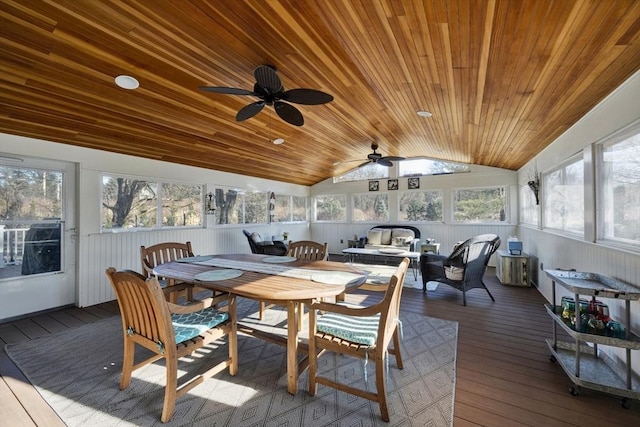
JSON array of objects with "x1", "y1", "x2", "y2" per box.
[
  {"x1": 517, "y1": 70, "x2": 640, "y2": 375},
  {"x1": 1, "y1": 134, "x2": 311, "y2": 307}
]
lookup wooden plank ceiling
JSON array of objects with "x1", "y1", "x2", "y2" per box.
[{"x1": 1, "y1": 0, "x2": 639, "y2": 186}]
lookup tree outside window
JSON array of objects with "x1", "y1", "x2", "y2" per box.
[
  {"x1": 353, "y1": 193, "x2": 389, "y2": 222},
  {"x1": 453, "y1": 187, "x2": 507, "y2": 223},
  {"x1": 399, "y1": 190, "x2": 442, "y2": 221},
  {"x1": 315, "y1": 195, "x2": 347, "y2": 221}
]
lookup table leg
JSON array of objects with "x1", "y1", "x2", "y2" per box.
[{"x1": 286, "y1": 301, "x2": 299, "y2": 394}]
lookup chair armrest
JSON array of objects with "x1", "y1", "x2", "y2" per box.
[
  {"x1": 423, "y1": 253, "x2": 448, "y2": 264},
  {"x1": 167, "y1": 293, "x2": 233, "y2": 314},
  {"x1": 358, "y1": 237, "x2": 367, "y2": 248},
  {"x1": 309, "y1": 300, "x2": 383, "y2": 317},
  {"x1": 409, "y1": 238, "x2": 420, "y2": 252},
  {"x1": 256, "y1": 241, "x2": 275, "y2": 247}
]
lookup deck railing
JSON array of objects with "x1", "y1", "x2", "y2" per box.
[{"x1": 0, "y1": 226, "x2": 29, "y2": 268}]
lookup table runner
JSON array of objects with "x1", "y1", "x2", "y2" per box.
[{"x1": 187, "y1": 257, "x2": 366, "y2": 285}]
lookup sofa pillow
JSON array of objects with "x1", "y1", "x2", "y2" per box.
[
  {"x1": 250, "y1": 232, "x2": 262, "y2": 243},
  {"x1": 367, "y1": 229, "x2": 382, "y2": 245},
  {"x1": 370, "y1": 228, "x2": 392, "y2": 245},
  {"x1": 392, "y1": 236, "x2": 408, "y2": 246},
  {"x1": 391, "y1": 228, "x2": 414, "y2": 242}
]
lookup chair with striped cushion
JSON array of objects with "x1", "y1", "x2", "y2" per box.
[
  {"x1": 307, "y1": 258, "x2": 409, "y2": 422},
  {"x1": 106, "y1": 268, "x2": 238, "y2": 423}
]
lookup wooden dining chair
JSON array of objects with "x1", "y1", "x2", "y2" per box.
[
  {"x1": 308, "y1": 258, "x2": 409, "y2": 422},
  {"x1": 286, "y1": 240, "x2": 328, "y2": 261},
  {"x1": 258, "y1": 240, "x2": 328, "y2": 322},
  {"x1": 106, "y1": 268, "x2": 238, "y2": 423},
  {"x1": 140, "y1": 241, "x2": 197, "y2": 302}
]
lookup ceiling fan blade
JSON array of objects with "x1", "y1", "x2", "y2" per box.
[
  {"x1": 358, "y1": 160, "x2": 372, "y2": 168},
  {"x1": 382, "y1": 155, "x2": 405, "y2": 161},
  {"x1": 198, "y1": 86, "x2": 254, "y2": 95},
  {"x1": 236, "y1": 101, "x2": 265, "y2": 121},
  {"x1": 254, "y1": 65, "x2": 282, "y2": 93},
  {"x1": 283, "y1": 88, "x2": 334, "y2": 105},
  {"x1": 378, "y1": 159, "x2": 393, "y2": 167},
  {"x1": 274, "y1": 101, "x2": 303, "y2": 126}
]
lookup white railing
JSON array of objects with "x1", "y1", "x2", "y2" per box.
[{"x1": 0, "y1": 226, "x2": 29, "y2": 268}]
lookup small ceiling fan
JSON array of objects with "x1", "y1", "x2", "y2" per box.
[
  {"x1": 199, "y1": 65, "x2": 333, "y2": 127},
  {"x1": 355, "y1": 142, "x2": 405, "y2": 168}
]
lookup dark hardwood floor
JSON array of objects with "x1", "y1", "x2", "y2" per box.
[{"x1": 1, "y1": 268, "x2": 638, "y2": 426}]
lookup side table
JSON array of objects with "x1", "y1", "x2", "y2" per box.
[{"x1": 420, "y1": 242, "x2": 440, "y2": 254}]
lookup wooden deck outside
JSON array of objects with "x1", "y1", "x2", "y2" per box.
[{"x1": 1, "y1": 268, "x2": 638, "y2": 426}]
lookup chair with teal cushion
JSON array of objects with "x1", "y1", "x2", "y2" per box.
[
  {"x1": 308, "y1": 258, "x2": 410, "y2": 422},
  {"x1": 106, "y1": 268, "x2": 237, "y2": 423}
]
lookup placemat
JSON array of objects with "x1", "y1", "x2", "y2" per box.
[
  {"x1": 176, "y1": 255, "x2": 214, "y2": 263},
  {"x1": 193, "y1": 269, "x2": 243, "y2": 281},
  {"x1": 310, "y1": 271, "x2": 365, "y2": 285},
  {"x1": 262, "y1": 256, "x2": 297, "y2": 263}
]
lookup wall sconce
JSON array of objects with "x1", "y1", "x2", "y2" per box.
[{"x1": 205, "y1": 192, "x2": 216, "y2": 214}]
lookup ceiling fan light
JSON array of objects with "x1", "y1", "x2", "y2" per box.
[
  {"x1": 417, "y1": 110, "x2": 432, "y2": 117},
  {"x1": 115, "y1": 75, "x2": 139, "y2": 90},
  {"x1": 272, "y1": 138, "x2": 285, "y2": 145}
]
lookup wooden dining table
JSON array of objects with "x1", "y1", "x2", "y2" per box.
[{"x1": 153, "y1": 253, "x2": 367, "y2": 394}]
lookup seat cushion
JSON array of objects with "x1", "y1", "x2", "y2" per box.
[
  {"x1": 171, "y1": 307, "x2": 229, "y2": 344},
  {"x1": 316, "y1": 304, "x2": 380, "y2": 346},
  {"x1": 444, "y1": 265, "x2": 465, "y2": 281},
  {"x1": 367, "y1": 229, "x2": 382, "y2": 245}
]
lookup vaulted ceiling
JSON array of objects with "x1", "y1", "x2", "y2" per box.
[{"x1": 1, "y1": 1, "x2": 639, "y2": 186}]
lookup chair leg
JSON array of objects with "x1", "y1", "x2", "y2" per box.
[
  {"x1": 392, "y1": 328, "x2": 403, "y2": 369},
  {"x1": 119, "y1": 339, "x2": 135, "y2": 389},
  {"x1": 259, "y1": 301, "x2": 265, "y2": 320},
  {"x1": 161, "y1": 356, "x2": 178, "y2": 423},
  {"x1": 483, "y1": 282, "x2": 496, "y2": 301},
  {"x1": 375, "y1": 356, "x2": 390, "y2": 422},
  {"x1": 308, "y1": 311, "x2": 318, "y2": 396}
]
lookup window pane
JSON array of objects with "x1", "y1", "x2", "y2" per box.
[
  {"x1": 353, "y1": 193, "x2": 389, "y2": 222},
  {"x1": 519, "y1": 185, "x2": 538, "y2": 226},
  {"x1": 315, "y1": 195, "x2": 347, "y2": 221},
  {"x1": 399, "y1": 158, "x2": 470, "y2": 177},
  {"x1": 399, "y1": 191, "x2": 442, "y2": 221},
  {"x1": 0, "y1": 166, "x2": 62, "y2": 220},
  {"x1": 273, "y1": 195, "x2": 290, "y2": 222},
  {"x1": 102, "y1": 176, "x2": 157, "y2": 229},
  {"x1": 292, "y1": 196, "x2": 307, "y2": 221},
  {"x1": 600, "y1": 134, "x2": 640, "y2": 243},
  {"x1": 161, "y1": 183, "x2": 202, "y2": 227},
  {"x1": 453, "y1": 187, "x2": 507, "y2": 223},
  {"x1": 334, "y1": 163, "x2": 389, "y2": 183},
  {"x1": 244, "y1": 192, "x2": 268, "y2": 224},
  {"x1": 215, "y1": 188, "x2": 241, "y2": 225},
  {"x1": 543, "y1": 159, "x2": 584, "y2": 234}
]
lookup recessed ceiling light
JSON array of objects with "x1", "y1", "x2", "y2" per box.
[
  {"x1": 272, "y1": 138, "x2": 285, "y2": 145},
  {"x1": 417, "y1": 110, "x2": 432, "y2": 117},
  {"x1": 115, "y1": 75, "x2": 139, "y2": 90}
]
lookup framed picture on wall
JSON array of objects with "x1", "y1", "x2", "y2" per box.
[
  {"x1": 369, "y1": 180, "x2": 379, "y2": 191},
  {"x1": 408, "y1": 177, "x2": 420, "y2": 189},
  {"x1": 387, "y1": 179, "x2": 398, "y2": 190}
]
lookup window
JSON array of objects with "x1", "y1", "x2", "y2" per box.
[
  {"x1": 315, "y1": 195, "x2": 347, "y2": 221},
  {"x1": 161, "y1": 183, "x2": 202, "y2": 227},
  {"x1": 334, "y1": 163, "x2": 389, "y2": 183},
  {"x1": 214, "y1": 188, "x2": 268, "y2": 225},
  {"x1": 598, "y1": 132, "x2": 640, "y2": 245},
  {"x1": 352, "y1": 193, "x2": 389, "y2": 222},
  {"x1": 399, "y1": 158, "x2": 470, "y2": 177},
  {"x1": 543, "y1": 158, "x2": 584, "y2": 234},
  {"x1": 273, "y1": 195, "x2": 308, "y2": 223},
  {"x1": 399, "y1": 190, "x2": 443, "y2": 221},
  {"x1": 102, "y1": 175, "x2": 202, "y2": 230},
  {"x1": 519, "y1": 185, "x2": 538, "y2": 226},
  {"x1": 453, "y1": 187, "x2": 507, "y2": 223}
]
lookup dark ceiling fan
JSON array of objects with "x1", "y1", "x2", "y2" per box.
[
  {"x1": 356, "y1": 142, "x2": 405, "y2": 167},
  {"x1": 199, "y1": 65, "x2": 333, "y2": 126}
]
